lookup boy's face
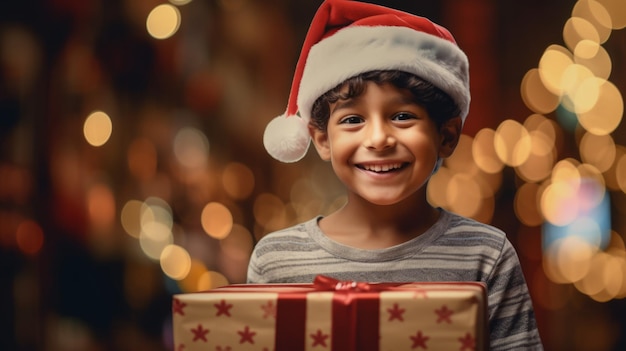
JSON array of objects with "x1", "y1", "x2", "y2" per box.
[{"x1": 309, "y1": 82, "x2": 461, "y2": 206}]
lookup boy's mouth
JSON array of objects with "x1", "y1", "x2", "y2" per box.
[{"x1": 356, "y1": 163, "x2": 406, "y2": 173}]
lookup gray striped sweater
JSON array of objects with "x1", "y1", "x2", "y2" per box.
[{"x1": 247, "y1": 209, "x2": 543, "y2": 350}]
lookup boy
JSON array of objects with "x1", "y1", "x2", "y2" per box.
[{"x1": 249, "y1": 0, "x2": 543, "y2": 349}]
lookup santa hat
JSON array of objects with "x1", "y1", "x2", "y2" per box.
[{"x1": 264, "y1": 0, "x2": 470, "y2": 163}]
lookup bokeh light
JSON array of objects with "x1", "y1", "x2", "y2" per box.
[
  {"x1": 494, "y1": 119, "x2": 532, "y2": 167},
  {"x1": 200, "y1": 202, "x2": 233, "y2": 239},
  {"x1": 222, "y1": 162, "x2": 255, "y2": 200},
  {"x1": 87, "y1": 183, "x2": 116, "y2": 230},
  {"x1": 83, "y1": 110, "x2": 112, "y2": 147},
  {"x1": 572, "y1": 0, "x2": 613, "y2": 42},
  {"x1": 563, "y1": 17, "x2": 600, "y2": 52},
  {"x1": 15, "y1": 220, "x2": 44, "y2": 255},
  {"x1": 173, "y1": 127, "x2": 210, "y2": 169},
  {"x1": 472, "y1": 128, "x2": 505, "y2": 174},
  {"x1": 178, "y1": 259, "x2": 209, "y2": 292},
  {"x1": 146, "y1": 4, "x2": 181, "y2": 40},
  {"x1": 520, "y1": 69, "x2": 561, "y2": 114},
  {"x1": 197, "y1": 271, "x2": 230, "y2": 290},
  {"x1": 576, "y1": 79, "x2": 623, "y2": 135},
  {"x1": 160, "y1": 244, "x2": 192, "y2": 280},
  {"x1": 538, "y1": 45, "x2": 574, "y2": 96},
  {"x1": 121, "y1": 200, "x2": 143, "y2": 238}
]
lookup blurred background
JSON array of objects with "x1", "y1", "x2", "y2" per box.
[{"x1": 0, "y1": 0, "x2": 625, "y2": 350}]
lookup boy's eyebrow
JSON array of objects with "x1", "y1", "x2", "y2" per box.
[
  {"x1": 330, "y1": 94, "x2": 419, "y2": 114},
  {"x1": 330, "y1": 98, "x2": 358, "y2": 114}
]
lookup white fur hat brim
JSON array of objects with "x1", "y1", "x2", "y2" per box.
[{"x1": 298, "y1": 25, "x2": 470, "y2": 124}]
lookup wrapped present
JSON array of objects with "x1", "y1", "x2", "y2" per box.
[{"x1": 172, "y1": 275, "x2": 487, "y2": 351}]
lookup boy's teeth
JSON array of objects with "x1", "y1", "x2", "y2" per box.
[{"x1": 363, "y1": 163, "x2": 401, "y2": 172}]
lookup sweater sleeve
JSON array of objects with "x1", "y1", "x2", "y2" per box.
[{"x1": 486, "y1": 237, "x2": 544, "y2": 350}]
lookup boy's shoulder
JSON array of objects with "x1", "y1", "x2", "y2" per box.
[
  {"x1": 253, "y1": 217, "x2": 320, "y2": 247},
  {"x1": 439, "y1": 210, "x2": 509, "y2": 245}
]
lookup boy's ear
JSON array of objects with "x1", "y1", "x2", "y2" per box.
[
  {"x1": 438, "y1": 117, "x2": 462, "y2": 158},
  {"x1": 308, "y1": 125, "x2": 331, "y2": 161}
]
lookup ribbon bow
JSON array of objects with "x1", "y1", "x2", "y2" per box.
[
  {"x1": 313, "y1": 275, "x2": 409, "y2": 292},
  {"x1": 313, "y1": 275, "x2": 374, "y2": 292}
]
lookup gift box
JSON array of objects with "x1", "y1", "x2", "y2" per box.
[{"x1": 172, "y1": 275, "x2": 487, "y2": 351}]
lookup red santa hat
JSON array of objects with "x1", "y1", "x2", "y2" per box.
[{"x1": 264, "y1": 0, "x2": 470, "y2": 163}]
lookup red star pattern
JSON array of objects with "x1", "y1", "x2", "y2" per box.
[
  {"x1": 214, "y1": 299, "x2": 233, "y2": 317},
  {"x1": 191, "y1": 324, "x2": 209, "y2": 342},
  {"x1": 176, "y1": 344, "x2": 185, "y2": 351},
  {"x1": 260, "y1": 300, "x2": 276, "y2": 319},
  {"x1": 216, "y1": 346, "x2": 232, "y2": 351},
  {"x1": 310, "y1": 329, "x2": 329, "y2": 347},
  {"x1": 410, "y1": 330, "x2": 429, "y2": 349},
  {"x1": 237, "y1": 325, "x2": 256, "y2": 344},
  {"x1": 387, "y1": 303, "x2": 406, "y2": 322},
  {"x1": 458, "y1": 332, "x2": 476, "y2": 351},
  {"x1": 172, "y1": 298, "x2": 187, "y2": 316},
  {"x1": 435, "y1": 305, "x2": 454, "y2": 324}
]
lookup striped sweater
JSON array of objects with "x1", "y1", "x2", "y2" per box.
[{"x1": 247, "y1": 209, "x2": 543, "y2": 350}]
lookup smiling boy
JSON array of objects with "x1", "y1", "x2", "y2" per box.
[{"x1": 247, "y1": 0, "x2": 543, "y2": 349}]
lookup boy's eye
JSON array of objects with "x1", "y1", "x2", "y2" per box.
[
  {"x1": 339, "y1": 116, "x2": 363, "y2": 124},
  {"x1": 392, "y1": 112, "x2": 417, "y2": 121}
]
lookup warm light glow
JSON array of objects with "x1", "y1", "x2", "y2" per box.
[
  {"x1": 574, "y1": 251, "x2": 609, "y2": 296},
  {"x1": 579, "y1": 132, "x2": 616, "y2": 172},
  {"x1": 540, "y1": 179, "x2": 580, "y2": 226},
  {"x1": 603, "y1": 146, "x2": 625, "y2": 191},
  {"x1": 200, "y1": 202, "x2": 233, "y2": 239},
  {"x1": 494, "y1": 119, "x2": 531, "y2": 167},
  {"x1": 197, "y1": 271, "x2": 229, "y2": 290},
  {"x1": 520, "y1": 69, "x2": 560, "y2": 114},
  {"x1": 222, "y1": 162, "x2": 255, "y2": 200},
  {"x1": 538, "y1": 45, "x2": 574, "y2": 95},
  {"x1": 563, "y1": 17, "x2": 600, "y2": 51},
  {"x1": 139, "y1": 197, "x2": 174, "y2": 260},
  {"x1": 173, "y1": 127, "x2": 209, "y2": 169},
  {"x1": 597, "y1": 0, "x2": 626, "y2": 29},
  {"x1": 121, "y1": 200, "x2": 143, "y2": 238},
  {"x1": 515, "y1": 131, "x2": 555, "y2": 183},
  {"x1": 446, "y1": 173, "x2": 482, "y2": 219},
  {"x1": 616, "y1": 153, "x2": 626, "y2": 193},
  {"x1": 146, "y1": 4, "x2": 181, "y2": 40},
  {"x1": 559, "y1": 64, "x2": 597, "y2": 113},
  {"x1": 472, "y1": 128, "x2": 505, "y2": 174},
  {"x1": 87, "y1": 183, "x2": 116, "y2": 229},
  {"x1": 253, "y1": 193, "x2": 287, "y2": 231},
  {"x1": 572, "y1": 0, "x2": 613, "y2": 43},
  {"x1": 427, "y1": 167, "x2": 452, "y2": 209},
  {"x1": 178, "y1": 259, "x2": 208, "y2": 293},
  {"x1": 574, "y1": 40, "x2": 612, "y2": 80},
  {"x1": 556, "y1": 236, "x2": 596, "y2": 283},
  {"x1": 514, "y1": 183, "x2": 544, "y2": 227},
  {"x1": 140, "y1": 220, "x2": 173, "y2": 260},
  {"x1": 445, "y1": 135, "x2": 479, "y2": 175},
  {"x1": 169, "y1": 0, "x2": 193, "y2": 5},
  {"x1": 160, "y1": 244, "x2": 191, "y2": 280},
  {"x1": 15, "y1": 220, "x2": 44, "y2": 255},
  {"x1": 577, "y1": 79, "x2": 623, "y2": 135},
  {"x1": 83, "y1": 110, "x2": 112, "y2": 147}
]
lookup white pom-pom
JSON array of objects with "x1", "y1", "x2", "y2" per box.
[{"x1": 263, "y1": 114, "x2": 311, "y2": 163}]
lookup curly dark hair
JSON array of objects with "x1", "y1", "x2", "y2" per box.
[{"x1": 309, "y1": 70, "x2": 461, "y2": 131}]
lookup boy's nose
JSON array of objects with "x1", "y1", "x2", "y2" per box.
[{"x1": 364, "y1": 122, "x2": 396, "y2": 150}]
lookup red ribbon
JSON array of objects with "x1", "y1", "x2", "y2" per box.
[
  {"x1": 311, "y1": 275, "x2": 384, "y2": 350},
  {"x1": 275, "y1": 276, "x2": 404, "y2": 350}
]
